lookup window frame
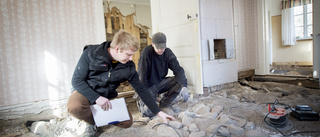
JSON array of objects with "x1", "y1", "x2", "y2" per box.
[{"x1": 294, "y1": 4, "x2": 313, "y2": 40}]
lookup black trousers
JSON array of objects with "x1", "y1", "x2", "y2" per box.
[{"x1": 137, "y1": 76, "x2": 183, "y2": 117}]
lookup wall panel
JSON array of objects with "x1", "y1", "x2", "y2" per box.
[{"x1": 0, "y1": 0, "x2": 104, "y2": 107}]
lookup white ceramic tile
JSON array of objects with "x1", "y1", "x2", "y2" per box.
[
  {"x1": 225, "y1": 39, "x2": 235, "y2": 59},
  {"x1": 201, "y1": 39, "x2": 209, "y2": 61},
  {"x1": 200, "y1": 0, "x2": 211, "y2": 18},
  {"x1": 207, "y1": 18, "x2": 217, "y2": 39},
  {"x1": 210, "y1": 0, "x2": 220, "y2": 19},
  {"x1": 219, "y1": 0, "x2": 232, "y2": 19},
  {"x1": 216, "y1": 19, "x2": 233, "y2": 39},
  {"x1": 200, "y1": 17, "x2": 208, "y2": 40}
]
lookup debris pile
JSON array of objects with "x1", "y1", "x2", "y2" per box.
[{"x1": 1, "y1": 80, "x2": 320, "y2": 137}]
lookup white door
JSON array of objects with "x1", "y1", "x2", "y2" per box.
[{"x1": 151, "y1": 0, "x2": 203, "y2": 94}]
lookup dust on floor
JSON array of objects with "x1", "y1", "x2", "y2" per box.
[
  {"x1": 269, "y1": 65, "x2": 313, "y2": 77},
  {"x1": 1, "y1": 80, "x2": 320, "y2": 137}
]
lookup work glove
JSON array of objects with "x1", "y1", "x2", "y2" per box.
[
  {"x1": 172, "y1": 87, "x2": 189, "y2": 104},
  {"x1": 180, "y1": 87, "x2": 189, "y2": 102}
]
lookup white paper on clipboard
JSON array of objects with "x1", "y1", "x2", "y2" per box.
[{"x1": 90, "y1": 97, "x2": 130, "y2": 127}]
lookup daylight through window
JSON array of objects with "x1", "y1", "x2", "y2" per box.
[{"x1": 294, "y1": 4, "x2": 312, "y2": 40}]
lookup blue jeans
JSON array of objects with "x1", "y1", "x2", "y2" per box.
[{"x1": 137, "y1": 76, "x2": 183, "y2": 118}]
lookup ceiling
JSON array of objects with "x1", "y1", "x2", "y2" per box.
[{"x1": 107, "y1": 0, "x2": 150, "y2": 5}]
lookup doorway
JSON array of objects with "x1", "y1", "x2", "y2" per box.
[{"x1": 269, "y1": 5, "x2": 313, "y2": 78}]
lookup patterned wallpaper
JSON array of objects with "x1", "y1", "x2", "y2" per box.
[
  {"x1": 0, "y1": 0, "x2": 103, "y2": 107},
  {"x1": 233, "y1": 0, "x2": 259, "y2": 71}
]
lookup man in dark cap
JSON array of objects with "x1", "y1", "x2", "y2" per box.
[{"x1": 136, "y1": 32, "x2": 189, "y2": 118}]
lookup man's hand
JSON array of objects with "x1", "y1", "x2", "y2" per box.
[
  {"x1": 95, "y1": 96, "x2": 112, "y2": 111},
  {"x1": 180, "y1": 87, "x2": 189, "y2": 102},
  {"x1": 157, "y1": 111, "x2": 175, "y2": 123}
]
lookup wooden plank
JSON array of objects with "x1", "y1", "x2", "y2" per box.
[
  {"x1": 114, "y1": 17, "x2": 120, "y2": 30},
  {"x1": 106, "y1": 13, "x2": 112, "y2": 33},
  {"x1": 238, "y1": 69, "x2": 255, "y2": 81},
  {"x1": 117, "y1": 90, "x2": 135, "y2": 98},
  {"x1": 119, "y1": 15, "x2": 124, "y2": 29}
]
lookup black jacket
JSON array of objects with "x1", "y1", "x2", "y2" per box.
[
  {"x1": 71, "y1": 41, "x2": 160, "y2": 114},
  {"x1": 138, "y1": 45, "x2": 187, "y2": 88}
]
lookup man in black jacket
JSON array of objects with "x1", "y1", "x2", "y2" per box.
[
  {"x1": 137, "y1": 32, "x2": 189, "y2": 118},
  {"x1": 67, "y1": 30, "x2": 174, "y2": 136}
]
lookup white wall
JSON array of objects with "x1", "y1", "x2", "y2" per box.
[
  {"x1": 104, "y1": 2, "x2": 152, "y2": 37},
  {"x1": 199, "y1": 0, "x2": 237, "y2": 87},
  {"x1": 273, "y1": 41, "x2": 313, "y2": 63},
  {"x1": 271, "y1": 15, "x2": 313, "y2": 64},
  {"x1": 202, "y1": 60, "x2": 237, "y2": 86},
  {"x1": 269, "y1": 0, "x2": 282, "y2": 16},
  {"x1": 256, "y1": 0, "x2": 269, "y2": 75},
  {"x1": 0, "y1": 0, "x2": 105, "y2": 107}
]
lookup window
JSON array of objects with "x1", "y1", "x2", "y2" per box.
[{"x1": 294, "y1": 4, "x2": 312, "y2": 39}]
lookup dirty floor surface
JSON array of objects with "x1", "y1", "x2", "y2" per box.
[{"x1": 1, "y1": 79, "x2": 320, "y2": 137}]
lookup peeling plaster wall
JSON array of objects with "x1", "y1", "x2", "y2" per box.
[{"x1": 104, "y1": 1, "x2": 152, "y2": 37}]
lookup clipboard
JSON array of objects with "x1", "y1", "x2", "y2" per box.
[{"x1": 90, "y1": 97, "x2": 130, "y2": 127}]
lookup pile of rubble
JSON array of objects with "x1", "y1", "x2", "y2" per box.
[{"x1": 2, "y1": 80, "x2": 320, "y2": 137}]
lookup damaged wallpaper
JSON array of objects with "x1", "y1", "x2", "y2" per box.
[{"x1": 233, "y1": 0, "x2": 259, "y2": 71}]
